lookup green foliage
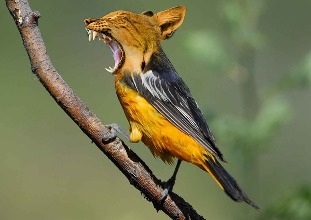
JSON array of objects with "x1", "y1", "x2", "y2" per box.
[
  {"x1": 211, "y1": 97, "x2": 290, "y2": 156},
  {"x1": 185, "y1": 1, "x2": 310, "y2": 219},
  {"x1": 222, "y1": 0, "x2": 265, "y2": 49},
  {"x1": 292, "y1": 52, "x2": 311, "y2": 87},
  {"x1": 260, "y1": 186, "x2": 311, "y2": 220},
  {"x1": 266, "y1": 51, "x2": 311, "y2": 98},
  {"x1": 186, "y1": 0, "x2": 310, "y2": 159},
  {"x1": 185, "y1": 31, "x2": 230, "y2": 72},
  {"x1": 254, "y1": 98, "x2": 290, "y2": 149}
]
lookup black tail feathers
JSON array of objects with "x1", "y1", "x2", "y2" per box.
[{"x1": 205, "y1": 157, "x2": 260, "y2": 210}]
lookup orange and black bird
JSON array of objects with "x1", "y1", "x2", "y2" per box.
[{"x1": 85, "y1": 5, "x2": 259, "y2": 209}]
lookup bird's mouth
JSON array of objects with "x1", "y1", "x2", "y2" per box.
[{"x1": 86, "y1": 29, "x2": 124, "y2": 74}]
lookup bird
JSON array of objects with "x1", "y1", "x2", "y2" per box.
[{"x1": 84, "y1": 5, "x2": 259, "y2": 209}]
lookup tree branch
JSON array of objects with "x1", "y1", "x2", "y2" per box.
[{"x1": 6, "y1": 0, "x2": 205, "y2": 219}]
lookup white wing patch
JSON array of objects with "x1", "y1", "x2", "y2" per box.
[{"x1": 140, "y1": 70, "x2": 169, "y2": 101}]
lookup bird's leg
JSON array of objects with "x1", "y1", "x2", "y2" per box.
[
  {"x1": 103, "y1": 123, "x2": 130, "y2": 142},
  {"x1": 161, "y1": 159, "x2": 182, "y2": 200}
]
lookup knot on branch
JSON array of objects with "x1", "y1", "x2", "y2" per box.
[{"x1": 23, "y1": 11, "x2": 41, "y2": 27}]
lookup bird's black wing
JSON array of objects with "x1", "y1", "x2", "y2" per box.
[{"x1": 121, "y1": 52, "x2": 224, "y2": 161}]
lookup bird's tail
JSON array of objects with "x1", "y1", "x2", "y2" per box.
[{"x1": 203, "y1": 157, "x2": 259, "y2": 210}]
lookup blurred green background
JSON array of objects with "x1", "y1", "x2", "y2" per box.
[{"x1": 1, "y1": 0, "x2": 311, "y2": 219}]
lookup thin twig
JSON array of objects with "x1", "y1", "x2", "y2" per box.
[{"x1": 5, "y1": 0, "x2": 205, "y2": 219}]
